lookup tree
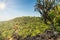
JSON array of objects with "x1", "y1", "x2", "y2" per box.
[{"x1": 35, "y1": 0, "x2": 60, "y2": 31}]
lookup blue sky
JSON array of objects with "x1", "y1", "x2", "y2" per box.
[{"x1": 0, "y1": 0, "x2": 40, "y2": 21}]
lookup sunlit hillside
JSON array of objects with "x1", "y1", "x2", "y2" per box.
[{"x1": 0, "y1": 17, "x2": 50, "y2": 40}]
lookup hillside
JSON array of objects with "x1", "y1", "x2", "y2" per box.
[
  {"x1": 0, "y1": 16, "x2": 50, "y2": 40},
  {"x1": 0, "y1": 16, "x2": 60, "y2": 40}
]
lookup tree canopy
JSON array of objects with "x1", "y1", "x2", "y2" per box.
[{"x1": 35, "y1": 0, "x2": 60, "y2": 31}]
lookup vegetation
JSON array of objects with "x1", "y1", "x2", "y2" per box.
[
  {"x1": 0, "y1": 11, "x2": 60, "y2": 40},
  {"x1": 0, "y1": 17, "x2": 49, "y2": 40},
  {"x1": 35, "y1": 0, "x2": 60, "y2": 31},
  {"x1": 0, "y1": 0, "x2": 60, "y2": 40}
]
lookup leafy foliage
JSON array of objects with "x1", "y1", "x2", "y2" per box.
[{"x1": 0, "y1": 17, "x2": 49, "y2": 39}]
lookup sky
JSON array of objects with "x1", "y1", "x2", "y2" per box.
[{"x1": 0, "y1": 0, "x2": 40, "y2": 21}]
